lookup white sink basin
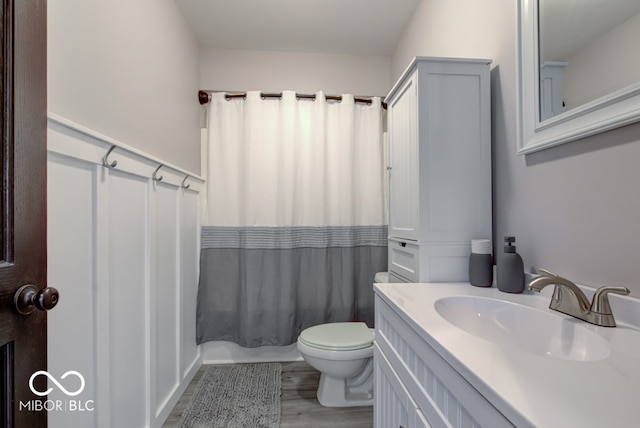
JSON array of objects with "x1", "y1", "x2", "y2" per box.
[{"x1": 434, "y1": 296, "x2": 610, "y2": 361}]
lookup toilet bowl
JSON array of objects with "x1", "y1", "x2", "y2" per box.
[
  {"x1": 296, "y1": 271, "x2": 388, "y2": 407},
  {"x1": 297, "y1": 322, "x2": 374, "y2": 407}
]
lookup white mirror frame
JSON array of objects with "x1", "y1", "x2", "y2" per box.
[{"x1": 517, "y1": 0, "x2": 640, "y2": 155}]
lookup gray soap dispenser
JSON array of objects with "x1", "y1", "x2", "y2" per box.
[{"x1": 497, "y1": 236, "x2": 524, "y2": 293}]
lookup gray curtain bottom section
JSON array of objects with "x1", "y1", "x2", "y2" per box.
[{"x1": 196, "y1": 226, "x2": 388, "y2": 348}]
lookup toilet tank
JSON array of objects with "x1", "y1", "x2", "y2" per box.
[{"x1": 374, "y1": 272, "x2": 389, "y2": 283}]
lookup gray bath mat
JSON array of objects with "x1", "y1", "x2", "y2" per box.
[{"x1": 177, "y1": 363, "x2": 282, "y2": 428}]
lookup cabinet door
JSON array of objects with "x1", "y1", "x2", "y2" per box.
[
  {"x1": 388, "y1": 72, "x2": 418, "y2": 240},
  {"x1": 375, "y1": 346, "x2": 431, "y2": 428},
  {"x1": 414, "y1": 408, "x2": 432, "y2": 428}
]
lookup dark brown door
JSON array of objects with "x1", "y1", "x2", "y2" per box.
[{"x1": 0, "y1": 1, "x2": 52, "y2": 427}]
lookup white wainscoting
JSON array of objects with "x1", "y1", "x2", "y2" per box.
[{"x1": 46, "y1": 114, "x2": 203, "y2": 428}]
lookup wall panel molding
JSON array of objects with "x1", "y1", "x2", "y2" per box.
[
  {"x1": 47, "y1": 115, "x2": 202, "y2": 428},
  {"x1": 48, "y1": 113, "x2": 204, "y2": 190}
]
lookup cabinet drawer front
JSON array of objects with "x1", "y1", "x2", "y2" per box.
[
  {"x1": 375, "y1": 297, "x2": 513, "y2": 428},
  {"x1": 388, "y1": 239, "x2": 419, "y2": 282},
  {"x1": 388, "y1": 240, "x2": 472, "y2": 283}
]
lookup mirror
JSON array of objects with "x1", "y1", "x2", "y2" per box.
[{"x1": 517, "y1": 0, "x2": 640, "y2": 154}]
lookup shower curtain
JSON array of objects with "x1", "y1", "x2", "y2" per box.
[{"x1": 197, "y1": 90, "x2": 387, "y2": 347}]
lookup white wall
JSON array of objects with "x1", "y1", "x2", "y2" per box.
[
  {"x1": 48, "y1": 0, "x2": 201, "y2": 174},
  {"x1": 391, "y1": 0, "x2": 640, "y2": 295},
  {"x1": 47, "y1": 1, "x2": 204, "y2": 424},
  {"x1": 200, "y1": 48, "x2": 391, "y2": 96}
]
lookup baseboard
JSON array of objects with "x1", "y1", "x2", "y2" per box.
[{"x1": 153, "y1": 355, "x2": 202, "y2": 428}]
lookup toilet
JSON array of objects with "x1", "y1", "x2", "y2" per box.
[{"x1": 296, "y1": 271, "x2": 388, "y2": 407}]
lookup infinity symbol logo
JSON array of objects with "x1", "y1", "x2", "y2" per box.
[{"x1": 29, "y1": 371, "x2": 85, "y2": 397}]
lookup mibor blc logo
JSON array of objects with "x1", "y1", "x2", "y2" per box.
[{"x1": 20, "y1": 370, "x2": 94, "y2": 412}]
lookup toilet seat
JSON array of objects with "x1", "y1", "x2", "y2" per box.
[{"x1": 298, "y1": 322, "x2": 374, "y2": 351}]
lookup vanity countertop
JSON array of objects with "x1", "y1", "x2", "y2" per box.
[{"x1": 374, "y1": 281, "x2": 640, "y2": 428}]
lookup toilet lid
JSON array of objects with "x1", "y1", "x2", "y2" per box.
[{"x1": 298, "y1": 322, "x2": 374, "y2": 351}]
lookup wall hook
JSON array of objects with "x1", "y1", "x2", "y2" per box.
[
  {"x1": 152, "y1": 164, "x2": 164, "y2": 182},
  {"x1": 102, "y1": 145, "x2": 118, "y2": 169},
  {"x1": 181, "y1": 175, "x2": 190, "y2": 190}
]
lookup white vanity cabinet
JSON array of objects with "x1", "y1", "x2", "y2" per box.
[
  {"x1": 374, "y1": 293, "x2": 513, "y2": 428},
  {"x1": 374, "y1": 346, "x2": 430, "y2": 428},
  {"x1": 385, "y1": 57, "x2": 492, "y2": 283}
]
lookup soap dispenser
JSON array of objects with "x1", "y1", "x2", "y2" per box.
[
  {"x1": 469, "y1": 239, "x2": 493, "y2": 287},
  {"x1": 497, "y1": 236, "x2": 524, "y2": 293}
]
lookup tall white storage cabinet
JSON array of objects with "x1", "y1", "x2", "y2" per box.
[{"x1": 385, "y1": 57, "x2": 492, "y2": 283}]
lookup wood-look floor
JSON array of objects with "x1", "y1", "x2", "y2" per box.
[{"x1": 162, "y1": 361, "x2": 373, "y2": 428}]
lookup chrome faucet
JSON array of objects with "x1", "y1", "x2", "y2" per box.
[{"x1": 527, "y1": 269, "x2": 630, "y2": 327}]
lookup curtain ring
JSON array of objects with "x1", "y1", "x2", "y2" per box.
[
  {"x1": 102, "y1": 145, "x2": 118, "y2": 169},
  {"x1": 181, "y1": 175, "x2": 190, "y2": 189},
  {"x1": 152, "y1": 164, "x2": 164, "y2": 182}
]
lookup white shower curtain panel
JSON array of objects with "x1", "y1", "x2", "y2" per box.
[
  {"x1": 197, "y1": 90, "x2": 388, "y2": 347},
  {"x1": 205, "y1": 90, "x2": 386, "y2": 227}
]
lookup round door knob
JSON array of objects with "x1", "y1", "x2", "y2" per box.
[{"x1": 13, "y1": 284, "x2": 60, "y2": 315}]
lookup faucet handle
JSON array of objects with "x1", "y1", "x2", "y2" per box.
[{"x1": 590, "y1": 286, "x2": 630, "y2": 315}]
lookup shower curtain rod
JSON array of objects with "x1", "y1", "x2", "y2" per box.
[{"x1": 198, "y1": 90, "x2": 387, "y2": 109}]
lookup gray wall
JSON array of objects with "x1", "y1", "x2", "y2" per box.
[
  {"x1": 392, "y1": 0, "x2": 640, "y2": 295},
  {"x1": 563, "y1": 13, "x2": 640, "y2": 109},
  {"x1": 48, "y1": 0, "x2": 202, "y2": 174}
]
